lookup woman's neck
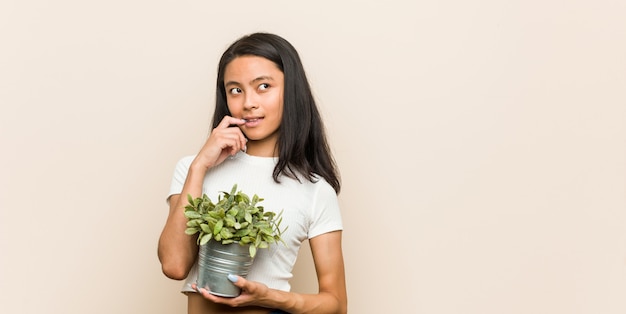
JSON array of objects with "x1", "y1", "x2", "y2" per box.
[{"x1": 245, "y1": 140, "x2": 278, "y2": 157}]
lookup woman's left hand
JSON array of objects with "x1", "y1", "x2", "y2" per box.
[{"x1": 192, "y1": 276, "x2": 269, "y2": 308}]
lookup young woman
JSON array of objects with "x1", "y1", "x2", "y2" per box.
[{"x1": 158, "y1": 33, "x2": 347, "y2": 314}]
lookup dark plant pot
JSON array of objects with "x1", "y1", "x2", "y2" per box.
[{"x1": 197, "y1": 240, "x2": 254, "y2": 297}]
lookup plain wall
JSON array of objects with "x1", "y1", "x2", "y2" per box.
[{"x1": 1, "y1": 1, "x2": 625, "y2": 313}]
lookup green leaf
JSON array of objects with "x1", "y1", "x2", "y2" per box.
[
  {"x1": 185, "y1": 227, "x2": 199, "y2": 235},
  {"x1": 249, "y1": 245, "x2": 257, "y2": 258},
  {"x1": 214, "y1": 220, "x2": 223, "y2": 236},
  {"x1": 240, "y1": 193, "x2": 250, "y2": 204},
  {"x1": 227, "y1": 208, "x2": 238, "y2": 217},
  {"x1": 225, "y1": 215, "x2": 236, "y2": 227},
  {"x1": 200, "y1": 224, "x2": 211, "y2": 233},
  {"x1": 184, "y1": 211, "x2": 202, "y2": 219},
  {"x1": 193, "y1": 196, "x2": 201, "y2": 207},
  {"x1": 220, "y1": 228, "x2": 233, "y2": 239},
  {"x1": 234, "y1": 228, "x2": 250, "y2": 237},
  {"x1": 199, "y1": 233, "x2": 212, "y2": 245}
]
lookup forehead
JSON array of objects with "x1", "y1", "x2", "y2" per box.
[{"x1": 224, "y1": 56, "x2": 283, "y2": 82}]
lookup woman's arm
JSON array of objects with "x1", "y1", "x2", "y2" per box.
[
  {"x1": 158, "y1": 116, "x2": 248, "y2": 280},
  {"x1": 198, "y1": 230, "x2": 348, "y2": 314},
  {"x1": 284, "y1": 230, "x2": 348, "y2": 314},
  {"x1": 157, "y1": 168, "x2": 205, "y2": 280}
]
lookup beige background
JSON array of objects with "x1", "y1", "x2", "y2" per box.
[{"x1": 1, "y1": 1, "x2": 625, "y2": 313}]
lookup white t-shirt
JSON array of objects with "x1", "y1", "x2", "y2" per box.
[{"x1": 167, "y1": 151, "x2": 343, "y2": 292}]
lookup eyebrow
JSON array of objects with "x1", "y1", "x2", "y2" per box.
[{"x1": 225, "y1": 75, "x2": 274, "y2": 87}]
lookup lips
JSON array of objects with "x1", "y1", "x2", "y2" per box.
[{"x1": 243, "y1": 117, "x2": 263, "y2": 126}]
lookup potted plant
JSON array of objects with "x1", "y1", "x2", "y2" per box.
[{"x1": 184, "y1": 184, "x2": 285, "y2": 297}]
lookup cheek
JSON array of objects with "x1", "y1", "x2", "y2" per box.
[
  {"x1": 272, "y1": 92, "x2": 284, "y2": 114},
  {"x1": 226, "y1": 99, "x2": 240, "y2": 114}
]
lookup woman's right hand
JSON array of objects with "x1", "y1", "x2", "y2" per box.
[
  {"x1": 158, "y1": 116, "x2": 245, "y2": 280},
  {"x1": 191, "y1": 116, "x2": 247, "y2": 171}
]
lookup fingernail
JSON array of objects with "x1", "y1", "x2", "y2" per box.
[{"x1": 227, "y1": 274, "x2": 238, "y2": 283}]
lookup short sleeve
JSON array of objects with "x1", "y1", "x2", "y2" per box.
[
  {"x1": 166, "y1": 156, "x2": 194, "y2": 203},
  {"x1": 308, "y1": 181, "x2": 343, "y2": 239}
]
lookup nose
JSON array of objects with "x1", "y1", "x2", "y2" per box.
[{"x1": 243, "y1": 93, "x2": 259, "y2": 110}]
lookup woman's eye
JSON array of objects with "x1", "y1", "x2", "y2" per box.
[
  {"x1": 229, "y1": 87, "x2": 242, "y2": 95},
  {"x1": 258, "y1": 83, "x2": 269, "y2": 91}
]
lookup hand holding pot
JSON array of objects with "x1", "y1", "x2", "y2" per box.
[{"x1": 193, "y1": 276, "x2": 270, "y2": 308}]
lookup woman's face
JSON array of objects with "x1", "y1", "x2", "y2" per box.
[{"x1": 224, "y1": 55, "x2": 284, "y2": 156}]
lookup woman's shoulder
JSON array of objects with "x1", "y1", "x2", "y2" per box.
[
  {"x1": 179, "y1": 155, "x2": 196, "y2": 164},
  {"x1": 173, "y1": 155, "x2": 196, "y2": 168},
  {"x1": 291, "y1": 174, "x2": 337, "y2": 199}
]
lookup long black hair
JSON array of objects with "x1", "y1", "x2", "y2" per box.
[{"x1": 212, "y1": 32, "x2": 340, "y2": 194}]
